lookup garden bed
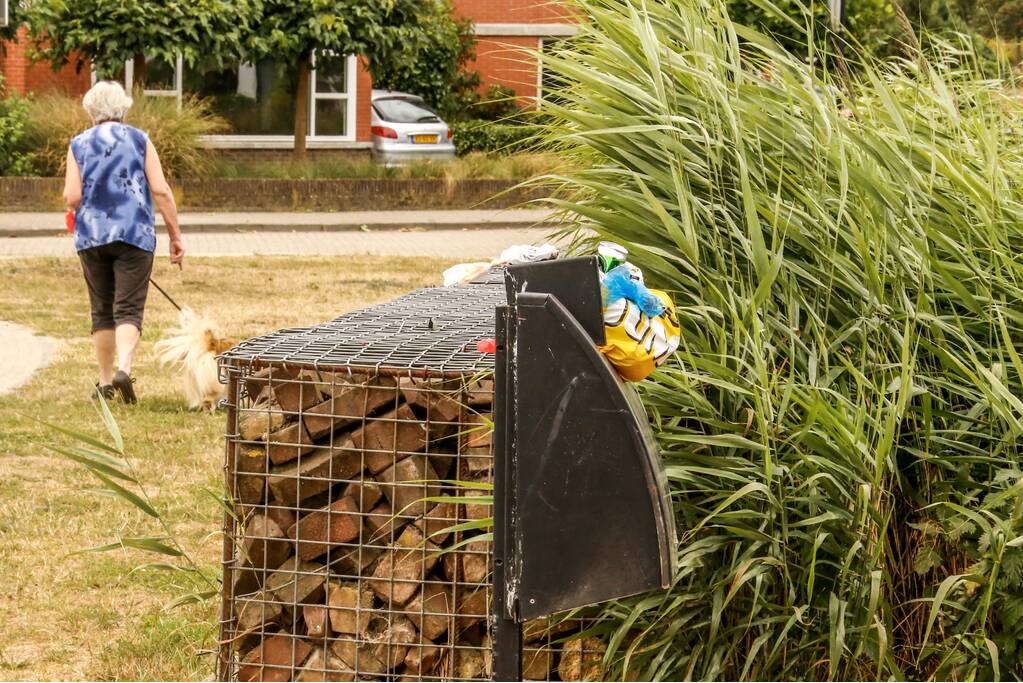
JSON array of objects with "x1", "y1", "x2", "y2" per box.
[{"x1": 0, "y1": 177, "x2": 541, "y2": 212}]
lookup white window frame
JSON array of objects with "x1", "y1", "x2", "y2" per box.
[
  {"x1": 90, "y1": 52, "x2": 364, "y2": 148},
  {"x1": 309, "y1": 51, "x2": 358, "y2": 142},
  {"x1": 537, "y1": 37, "x2": 548, "y2": 109},
  {"x1": 133, "y1": 54, "x2": 183, "y2": 107},
  {"x1": 1, "y1": 0, "x2": 9, "y2": 28}
]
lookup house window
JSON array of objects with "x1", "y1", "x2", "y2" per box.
[
  {"x1": 140, "y1": 55, "x2": 183, "y2": 104},
  {"x1": 538, "y1": 38, "x2": 569, "y2": 108},
  {"x1": 185, "y1": 59, "x2": 299, "y2": 136},
  {"x1": 96, "y1": 52, "x2": 359, "y2": 144},
  {"x1": 99, "y1": 55, "x2": 183, "y2": 105},
  {"x1": 310, "y1": 51, "x2": 357, "y2": 139}
]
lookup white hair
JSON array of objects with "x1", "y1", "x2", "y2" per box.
[{"x1": 82, "y1": 81, "x2": 134, "y2": 123}]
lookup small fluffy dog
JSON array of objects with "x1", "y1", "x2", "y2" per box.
[{"x1": 155, "y1": 308, "x2": 235, "y2": 411}]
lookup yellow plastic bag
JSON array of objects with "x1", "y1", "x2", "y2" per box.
[{"x1": 599, "y1": 289, "x2": 680, "y2": 382}]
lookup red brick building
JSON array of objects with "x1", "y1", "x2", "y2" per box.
[{"x1": 0, "y1": 0, "x2": 574, "y2": 149}]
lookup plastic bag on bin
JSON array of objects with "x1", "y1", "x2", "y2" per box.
[
  {"x1": 595, "y1": 245, "x2": 680, "y2": 382},
  {"x1": 600, "y1": 289, "x2": 680, "y2": 382}
]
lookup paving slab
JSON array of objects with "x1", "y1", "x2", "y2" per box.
[
  {"x1": 0, "y1": 228, "x2": 560, "y2": 260},
  {"x1": 0, "y1": 209, "x2": 557, "y2": 237}
]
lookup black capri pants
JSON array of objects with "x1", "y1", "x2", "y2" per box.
[{"x1": 78, "y1": 241, "x2": 155, "y2": 333}]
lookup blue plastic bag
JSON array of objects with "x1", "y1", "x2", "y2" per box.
[{"x1": 602, "y1": 265, "x2": 666, "y2": 317}]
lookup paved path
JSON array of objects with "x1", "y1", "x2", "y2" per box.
[
  {"x1": 0, "y1": 322, "x2": 55, "y2": 395},
  {"x1": 0, "y1": 228, "x2": 559, "y2": 260},
  {"x1": 0, "y1": 209, "x2": 557, "y2": 237}
]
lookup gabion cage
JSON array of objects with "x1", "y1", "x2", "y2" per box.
[{"x1": 218, "y1": 277, "x2": 600, "y2": 682}]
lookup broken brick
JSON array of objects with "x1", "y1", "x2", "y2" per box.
[
  {"x1": 266, "y1": 421, "x2": 315, "y2": 466},
  {"x1": 352, "y1": 404, "x2": 429, "y2": 474},
  {"x1": 241, "y1": 514, "x2": 291, "y2": 570},
  {"x1": 403, "y1": 583, "x2": 452, "y2": 641},
  {"x1": 288, "y1": 497, "x2": 361, "y2": 561},
  {"x1": 327, "y1": 582, "x2": 375, "y2": 635},
  {"x1": 368, "y1": 526, "x2": 440, "y2": 605},
  {"x1": 267, "y1": 440, "x2": 361, "y2": 505},
  {"x1": 377, "y1": 454, "x2": 440, "y2": 518},
  {"x1": 266, "y1": 557, "x2": 326, "y2": 606},
  {"x1": 303, "y1": 377, "x2": 397, "y2": 439},
  {"x1": 239, "y1": 635, "x2": 312, "y2": 683}
]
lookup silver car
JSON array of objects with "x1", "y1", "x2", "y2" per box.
[{"x1": 370, "y1": 90, "x2": 456, "y2": 164}]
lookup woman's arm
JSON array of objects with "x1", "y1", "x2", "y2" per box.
[
  {"x1": 63, "y1": 147, "x2": 82, "y2": 210},
  {"x1": 144, "y1": 138, "x2": 185, "y2": 266}
]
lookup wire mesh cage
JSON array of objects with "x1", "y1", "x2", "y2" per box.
[{"x1": 218, "y1": 279, "x2": 600, "y2": 682}]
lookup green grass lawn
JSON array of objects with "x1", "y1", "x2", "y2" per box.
[{"x1": 0, "y1": 255, "x2": 453, "y2": 680}]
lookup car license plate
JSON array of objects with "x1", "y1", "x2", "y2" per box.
[{"x1": 412, "y1": 134, "x2": 439, "y2": 144}]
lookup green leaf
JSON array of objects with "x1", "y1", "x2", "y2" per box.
[
  {"x1": 89, "y1": 470, "x2": 159, "y2": 518},
  {"x1": 77, "y1": 536, "x2": 183, "y2": 557}
]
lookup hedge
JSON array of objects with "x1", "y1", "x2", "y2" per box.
[
  {"x1": 451, "y1": 119, "x2": 536, "y2": 156},
  {"x1": 0, "y1": 78, "x2": 33, "y2": 176}
]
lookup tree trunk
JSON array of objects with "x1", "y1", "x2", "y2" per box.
[
  {"x1": 132, "y1": 53, "x2": 147, "y2": 92},
  {"x1": 294, "y1": 52, "x2": 312, "y2": 161}
]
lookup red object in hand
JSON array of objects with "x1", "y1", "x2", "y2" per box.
[
  {"x1": 476, "y1": 338, "x2": 497, "y2": 354},
  {"x1": 65, "y1": 210, "x2": 75, "y2": 234}
]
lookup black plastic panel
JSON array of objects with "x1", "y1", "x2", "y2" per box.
[
  {"x1": 507, "y1": 292, "x2": 675, "y2": 621},
  {"x1": 505, "y1": 257, "x2": 606, "y2": 346}
]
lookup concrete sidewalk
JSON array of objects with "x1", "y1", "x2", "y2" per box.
[
  {"x1": 0, "y1": 322, "x2": 54, "y2": 395},
  {"x1": 0, "y1": 208, "x2": 557, "y2": 237},
  {"x1": 0, "y1": 228, "x2": 558, "y2": 260}
]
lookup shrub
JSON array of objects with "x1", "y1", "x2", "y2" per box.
[
  {"x1": 369, "y1": 2, "x2": 482, "y2": 120},
  {"x1": 466, "y1": 84, "x2": 521, "y2": 121},
  {"x1": 20, "y1": 93, "x2": 228, "y2": 177},
  {"x1": 539, "y1": 0, "x2": 1023, "y2": 680},
  {"x1": 451, "y1": 119, "x2": 536, "y2": 156},
  {"x1": 0, "y1": 77, "x2": 34, "y2": 176}
]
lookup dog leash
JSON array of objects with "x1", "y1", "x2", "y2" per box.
[{"x1": 149, "y1": 278, "x2": 183, "y2": 312}]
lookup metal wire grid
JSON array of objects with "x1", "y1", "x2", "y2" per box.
[
  {"x1": 219, "y1": 284, "x2": 506, "y2": 378},
  {"x1": 217, "y1": 277, "x2": 601, "y2": 681},
  {"x1": 220, "y1": 366, "x2": 599, "y2": 682},
  {"x1": 221, "y1": 367, "x2": 497, "y2": 682}
]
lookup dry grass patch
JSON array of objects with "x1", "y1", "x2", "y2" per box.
[{"x1": 0, "y1": 255, "x2": 453, "y2": 680}]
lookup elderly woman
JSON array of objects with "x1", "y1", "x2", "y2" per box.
[{"x1": 63, "y1": 81, "x2": 186, "y2": 404}]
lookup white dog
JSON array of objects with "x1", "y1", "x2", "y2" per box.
[{"x1": 155, "y1": 308, "x2": 234, "y2": 411}]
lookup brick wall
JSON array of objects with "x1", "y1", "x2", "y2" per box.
[
  {"x1": 453, "y1": 0, "x2": 572, "y2": 23},
  {"x1": 469, "y1": 36, "x2": 542, "y2": 101},
  {"x1": 355, "y1": 58, "x2": 373, "y2": 142},
  {"x1": 1, "y1": 27, "x2": 91, "y2": 96},
  {"x1": 453, "y1": 0, "x2": 573, "y2": 101}
]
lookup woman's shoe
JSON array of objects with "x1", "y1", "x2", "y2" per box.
[
  {"x1": 112, "y1": 370, "x2": 138, "y2": 405},
  {"x1": 94, "y1": 384, "x2": 115, "y2": 401}
]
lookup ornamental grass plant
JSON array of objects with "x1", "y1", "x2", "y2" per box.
[
  {"x1": 538, "y1": 0, "x2": 1023, "y2": 679},
  {"x1": 19, "y1": 92, "x2": 227, "y2": 177}
]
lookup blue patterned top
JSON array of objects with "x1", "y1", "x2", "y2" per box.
[{"x1": 70, "y1": 123, "x2": 156, "y2": 253}]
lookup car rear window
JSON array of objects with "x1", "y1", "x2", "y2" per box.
[{"x1": 373, "y1": 98, "x2": 441, "y2": 124}]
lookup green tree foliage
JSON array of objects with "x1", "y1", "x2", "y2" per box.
[
  {"x1": 900, "y1": 0, "x2": 979, "y2": 32},
  {"x1": 368, "y1": 3, "x2": 481, "y2": 120},
  {"x1": 0, "y1": 76, "x2": 33, "y2": 175},
  {"x1": 248, "y1": 0, "x2": 457, "y2": 158},
  {"x1": 976, "y1": 0, "x2": 1023, "y2": 59},
  {"x1": 23, "y1": 0, "x2": 258, "y2": 83},
  {"x1": 725, "y1": 0, "x2": 894, "y2": 55},
  {"x1": 538, "y1": 0, "x2": 1023, "y2": 678},
  {"x1": 1, "y1": 0, "x2": 24, "y2": 43}
]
